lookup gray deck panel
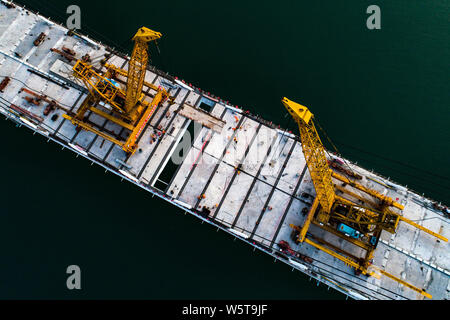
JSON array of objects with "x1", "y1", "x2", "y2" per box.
[
  {"x1": 259, "y1": 136, "x2": 294, "y2": 187},
  {"x1": 204, "y1": 110, "x2": 242, "y2": 159},
  {"x1": 86, "y1": 110, "x2": 107, "y2": 128},
  {"x1": 89, "y1": 138, "x2": 113, "y2": 160},
  {"x1": 72, "y1": 129, "x2": 97, "y2": 149},
  {"x1": 214, "y1": 171, "x2": 255, "y2": 226},
  {"x1": 0, "y1": 8, "x2": 37, "y2": 54},
  {"x1": 221, "y1": 117, "x2": 259, "y2": 167},
  {"x1": 198, "y1": 162, "x2": 236, "y2": 216},
  {"x1": 241, "y1": 125, "x2": 277, "y2": 176},
  {"x1": 105, "y1": 144, "x2": 127, "y2": 168},
  {"x1": 276, "y1": 142, "x2": 306, "y2": 194},
  {"x1": 253, "y1": 190, "x2": 291, "y2": 246},
  {"x1": 27, "y1": 27, "x2": 66, "y2": 69},
  {"x1": 177, "y1": 151, "x2": 219, "y2": 207},
  {"x1": 234, "y1": 180, "x2": 274, "y2": 235},
  {"x1": 273, "y1": 170, "x2": 315, "y2": 247},
  {"x1": 0, "y1": 5, "x2": 21, "y2": 39},
  {"x1": 55, "y1": 118, "x2": 77, "y2": 141}
]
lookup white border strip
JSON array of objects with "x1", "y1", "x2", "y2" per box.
[
  {"x1": 227, "y1": 228, "x2": 249, "y2": 239},
  {"x1": 175, "y1": 80, "x2": 194, "y2": 91}
]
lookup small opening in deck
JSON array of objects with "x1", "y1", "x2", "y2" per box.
[
  {"x1": 198, "y1": 102, "x2": 211, "y2": 112},
  {"x1": 153, "y1": 120, "x2": 200, "y2": 191}
]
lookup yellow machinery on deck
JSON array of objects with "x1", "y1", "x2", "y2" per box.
[
  {"x1": 63, "y1": 27, "x2": 172, "y2": 154},
  {"x1": 281, "y1": 97, "x2": 447, "y2": 299}
]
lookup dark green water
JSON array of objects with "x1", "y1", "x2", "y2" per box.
[{"x1": 0, "y1": 0, "x2": 448, "y2": 299}]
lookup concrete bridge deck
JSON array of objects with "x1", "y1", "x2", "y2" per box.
[{"x1": 0, "y1": 1, "x2": 448, "y2": 300}]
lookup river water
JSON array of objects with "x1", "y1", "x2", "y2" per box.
[{"x1": 0, "y1": 0, "x2": 448, "y2": 299}]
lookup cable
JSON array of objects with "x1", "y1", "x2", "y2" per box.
[
  {"x1": 284, "y1": 113, "x2": 450, "y2": 192},
  {"x1": 408, "y1": 216, "x2": 450, "y2": 224},
  {"x1": 314, "y1": 116, "x2": 371, "y2": 203},
  {"x1": 344, "y1": 151, "x2": 450, "y2": 195},
  {"x1": 284, "y1": 116, "x2": 450, "y2": 201},
  {"x1": 0, "y1": 75, "x2": 75, "y2": 109},
  {"x1": 335, "y1": 140, "x2": 450, "y2": 182}
]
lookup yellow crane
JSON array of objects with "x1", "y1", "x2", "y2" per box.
[
  {"x1": 281, "y1": 97, "x2": 446, "y2": 299},
  {"x1": 124, "y1": 27, "x2": 162, "y2": 113},
  {"x1": 63, "y1": 27, "x2": 171, "y2": 154}
]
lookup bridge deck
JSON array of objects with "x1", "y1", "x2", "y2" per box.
[{"x1": 0, "y1": 1, "x2": 448, "y2": 300}]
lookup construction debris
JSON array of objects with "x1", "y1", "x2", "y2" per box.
[
  {"x1": 33, "y1": 32, "x2": 46, "y2": 46},
  {"x1": 0, "y1": 77, "x2": 11, "y2": 92}
]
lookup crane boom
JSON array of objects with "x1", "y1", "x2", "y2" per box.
[
  {"x1": 281, "y1": 97, "x2": 335, "y2": 213},
  {"x1": 72, "y1": 60, "x2": 125, "y2": 114},
  {"x1": 125, "y1": 27, "x2": 162, "y2": 113},
  {"x1": 67, "y1": 27, "x2": 170, "y2": 155},
  {"x1": 282, "y1": 97, "x2": 443, "y2": 298}
]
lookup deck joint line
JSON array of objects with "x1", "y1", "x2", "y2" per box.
[
  {"x1": 269, "y1": 162, "x2": 308, "y2": 248},
  {"x1": 229, "y1": 131, "x2": 279, "y2": 226},
  {"x1": 190, "y1": 114, "x2": 247, "y2": 210},
  {"x1": 211, "y1": 123, "x2": 263, "y2": 220},
  {"x1": 249, "y1": 140, "x2": 297, "y2": 238},
  {"x1": 167, "y1": 105, "x2": 228, "y2": 194},
  {"x1": 136, "y1": 89, "x2": 191, "y2": 180}
]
